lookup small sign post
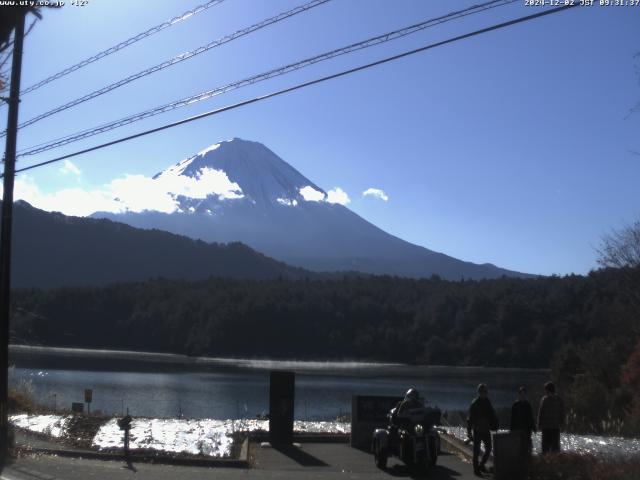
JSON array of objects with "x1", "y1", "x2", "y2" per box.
[
  {"x1": 84, "y1": 389, "x2": 93, "y2": 415},
  {"x1": 118, "y1": 410, "x2": 132, "y2": 464},
  {"x1": 269, "y1": 371, "x2": 295, "y2": 445}
]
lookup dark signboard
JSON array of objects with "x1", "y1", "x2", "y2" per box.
[
  {"x1": 269, "y1": 371, "x2": 295, "y2": 445},
  {"x1": 355, "y1": 396, "x2": 402, "y2": 423},
  {"x1": 351, "y1": 395, "x2": 402, "y2": 450},
  {"x1": 71, "y1": 402, "x2": 84, "y2": 413},
  {"x1": 84, "y1": 388, "x2": 93, "y2": 403}
]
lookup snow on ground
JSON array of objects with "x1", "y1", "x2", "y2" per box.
[
  {"x1": 93, "y1": 418, "x2": 349, "y2": 457},
  {"x1": 11, "y1": 414, "x2": 351, "y2": 458},
  {"x1": 294, "y1": 420, "x2": 351, "y2": 434},
  {"x1": 10, "y1": 414, "x2": 640, "y2": 458},
  {"x1": 444, "y1": 426, "x2": 640, "y2": 457},
  {"x1": 10, "y1": 414, "x2": 70, "y2": 438},
  {"x1": 93, "y1": 418, "x2": 234, "y2": 457},
  {"x1": 65, "y1": 417, "x2": 640, "y2": 458}
]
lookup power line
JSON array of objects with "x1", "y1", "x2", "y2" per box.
[
  {"x1": 11, "y1": 3, "x2": 578, "y2": 177},
  {"x1": 20, "y1": 0, "x2": 227, "y2": 95},
  {"x1": 17, "y1": 0, "x2": 517, "y2": 158},
  {"x1": 3, "y1": 0, "x2": 330, "y2": 137}
]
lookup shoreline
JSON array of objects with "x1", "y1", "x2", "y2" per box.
[{"x1": 9, "y1": 344, "x2": 550, "y2": 374}]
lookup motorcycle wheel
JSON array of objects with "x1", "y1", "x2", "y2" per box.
[{"x1": 374, "y1": 441, "x2": 388, "y2": 469}]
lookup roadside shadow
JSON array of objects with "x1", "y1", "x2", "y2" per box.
[
  {"x1": 271, "y1": 444, "x2": 329, "y2": 467},
  {"x1": 385, "y1": 453, "x2": 462, "y2": 480},
  {"x1": 123, "y1": 458, "x2": 137, "y2": 472}
]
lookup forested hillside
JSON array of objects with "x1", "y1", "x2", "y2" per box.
[
  {"x1": 10, "y1": 268, "x2": 636, "y2": 368},
  {"x1": 9, "y1": 201, "x2": 311, "y2": 288}
]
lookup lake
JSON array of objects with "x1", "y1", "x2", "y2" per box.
[{"x1": 9, "y1": 345, "x2": 550, "y2": 420}]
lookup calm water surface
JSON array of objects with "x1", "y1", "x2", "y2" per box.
[{"x1": 9, "y1": 349, "x2": 549, "y2": 420}]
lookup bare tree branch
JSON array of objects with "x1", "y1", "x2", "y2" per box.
[
  {"x1": 598, "y1": 219, "x2": 640, "y2": 310},
  {"x1": 598, "y1": 220, "x2": 640, "y2": 269}
]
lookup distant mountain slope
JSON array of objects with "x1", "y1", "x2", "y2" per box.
[
  {"x1": 10, "y1": 200, "x2": 309, "y2": 288},
  {"x1": 94, "y1": 138, "x2": 531, "y2": 280}
]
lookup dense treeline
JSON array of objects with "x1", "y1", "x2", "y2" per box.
[{"x1": 10, "y1": 268, "x2": 637, "y2": 368}]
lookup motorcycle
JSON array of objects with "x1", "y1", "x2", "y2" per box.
[{"x1": 371, "y1": 404, "x2": 441, "y2": 471}]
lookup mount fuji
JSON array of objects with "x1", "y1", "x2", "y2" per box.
[{"x1": 93, "y1": 138, "x2": 528, "y2": 280}]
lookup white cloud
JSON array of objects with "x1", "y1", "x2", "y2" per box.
[
  {"x1": 59, "y1": 160, "x2": 81, "y2": 176},
  {"x1": 106, "y1": 167, "x2": 243, "y2": 213},
  {"x1": 299, "y1": 185, "x2": 325, "y2": 202},
  {"x1": 13, "y1": 176, "x2": 121, "y2": 217},
  {"x1": 11, "y1": 163, "x2": 354, "y2": 217},
  {"x1": 326, "y1": 187, "x2": 350, "y2": 205},
  {"x1": 10, "y1": 166, "x2": 245, "y2": 217},
  {"x1": 153, "y1": 168, "x2": 243, "y2": 202},
  {"x1": 362, "y1": 187, "x2": 389, "y2": 202},
  {"x1": 155, "y1": 165, "x2": 243, "y2": 201},
  {"x1": 108, "y1": 174, "x2": 177, "y2": 213}
]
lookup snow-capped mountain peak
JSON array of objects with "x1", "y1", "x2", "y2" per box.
[{"x1": 153, "y1": 138, "x2": 326, "y2": 208}]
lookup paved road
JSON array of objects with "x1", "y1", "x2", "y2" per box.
[{"x1": 1, "y1": 443, "x2": 480, "y2": 480}]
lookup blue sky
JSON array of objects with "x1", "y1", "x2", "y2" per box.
[{"x1": 3, "y1": 0, "x2": 639, "y2": 276}]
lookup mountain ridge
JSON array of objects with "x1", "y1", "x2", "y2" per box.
[
  {"x1": 93, "y1": 138, "x2": 532, "y2": 280},
  {"x1": 9, "y1": 199, "x2": 313, "y2": 288}
]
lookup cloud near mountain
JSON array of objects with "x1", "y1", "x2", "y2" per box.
[
  {"x1": 13, "y1": 157, "x2": 349, "y2": 216},
  {"x1": 326, "y1": 187, "x2": 350, "y2": 205},
  {"x1": 362, "y1": 187, "x2": 388, "y2": 201}
]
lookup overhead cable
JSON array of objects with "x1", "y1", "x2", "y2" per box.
[
  {"x1": 17, "y1": 0, "x2": 517, "y2": 157},
  {"x1": 21, "y1": 0, "x2": 227, "y2": 95},
  {"x1": 4, "y1": 0, "x2": 330, "y2": 137},
  {"x1": 11, "y1": 3, "x2": 579, "y2": 176}
]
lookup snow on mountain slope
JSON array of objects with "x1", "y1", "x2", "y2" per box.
[{"x1": 152, "y1": 138, "x2": 326, "y2": 211}]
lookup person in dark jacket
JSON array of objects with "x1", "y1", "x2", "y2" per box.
[
  {"x1": 510, "y1": 386, "x2": 536, "y2": 454},
  {"x1": 391, "y1": 388, "x2": 426, "y2": 458},
  {"x1": 396, "y1": 388, "x2": 424, "y2": 415},
  {"x1": 537, "y1": 382, "x2": 565, "y2": 454},
  {"x1": 467, "y1": 383, "x2": 498, "y2": 476}
]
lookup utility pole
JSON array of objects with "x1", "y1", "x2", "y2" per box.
[{"x1": 0, "y1": 13, "x2": 25, "y2": 465}]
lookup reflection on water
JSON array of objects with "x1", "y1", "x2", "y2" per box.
[{"x1": 9, "y1": 360, "x2": 549, "y2": 420}]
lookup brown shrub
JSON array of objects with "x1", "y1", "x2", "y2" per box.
[{"x1": 8, "y1": 388, "x2": 38, "y2": 414}]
